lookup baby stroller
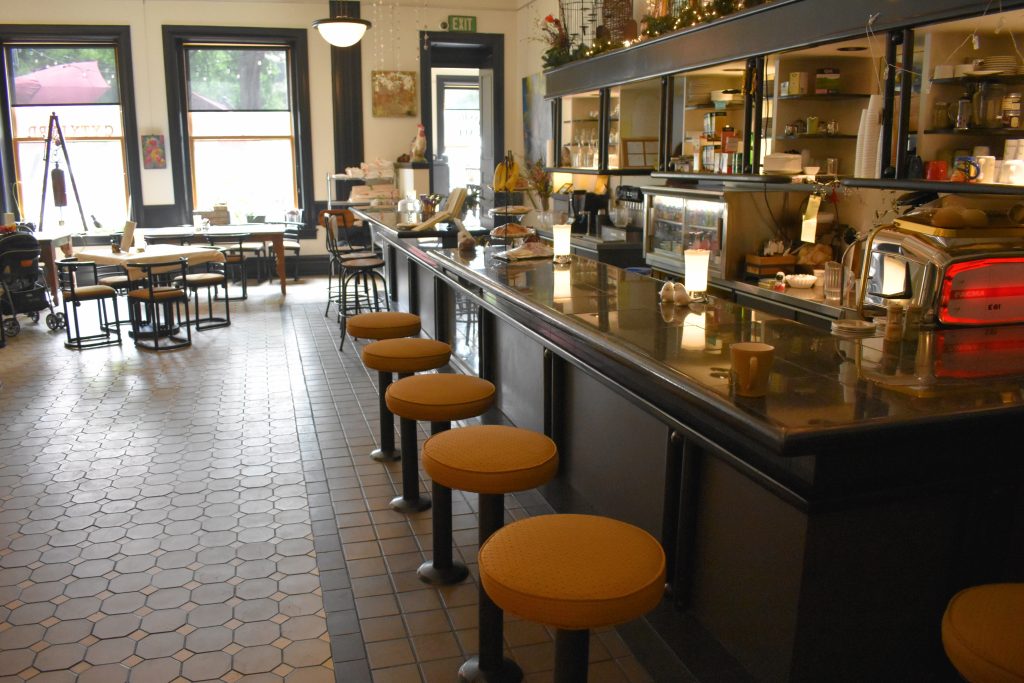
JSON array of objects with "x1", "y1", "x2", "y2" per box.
[{"x1": 0, "y1": 231, "x2": 64, "y2": 338}]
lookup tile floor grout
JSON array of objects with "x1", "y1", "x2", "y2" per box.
[{"x1": 0, "y1": 277, "x2": 654, "y2": 683}]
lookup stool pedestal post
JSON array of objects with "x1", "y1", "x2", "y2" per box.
[
  {"x1": 418, "y1": 482, "x2": 469, "y2": 585},
  {"x1": 370, "y1": 371, "x2": 404, "y2": 462},
  {"x1": 459, "y1": 493, "x2": 522, "y2": 683},
  {"x1": 554, "y1": 629, "x2": 590, "y2": 683},
  {"x1": 390, "y1": 417, "x2": 431, "y2": 513}
]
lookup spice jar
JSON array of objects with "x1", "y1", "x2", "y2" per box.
[
  {"x1": 1003, "y1": 92, "x2": 1022, "y2": 129},
  {"x1": 932, "y1": 101, "x2": 952, "y2": 129}
]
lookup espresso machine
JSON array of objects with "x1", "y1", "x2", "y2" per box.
[{"x1": 569, "y1": 190, "x2": 609, "y2": 235}]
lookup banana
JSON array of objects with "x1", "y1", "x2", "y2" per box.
[{"x1": 493, "y1": 156, "x2": 520, "y2": 192}]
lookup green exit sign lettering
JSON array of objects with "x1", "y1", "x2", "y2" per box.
[{"x1": 447, "y1": 15, "x2": 477, "y2": 32}]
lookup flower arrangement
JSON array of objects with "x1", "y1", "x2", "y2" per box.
[
  {"x1": 522, "y1": 159, "x2": 553, "y2": 211},
  {"x1": 539, "y1": 14, "x2": 576, "y2": 69}
]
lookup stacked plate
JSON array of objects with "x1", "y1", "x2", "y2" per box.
[
  {"x1": 831, "y1": 319, "x2": 880, "y2": 338},
  {"x1": 980, "y1": 56, "x2": 1018, "y2": 74}
]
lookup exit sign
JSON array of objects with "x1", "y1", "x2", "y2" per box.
[{"x1": 447, "y1": 15, "x2": 477, "y2": 32}]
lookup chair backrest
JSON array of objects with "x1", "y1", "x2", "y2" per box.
[
  {"x1": 125, "y1": 258, "x2": 188, "y2": 288},
  {"x1": 205, "y1": 233, "x2": 247, "y2": 249},
  {"x1": 56, "y1": 258, "x2": 100, "y2": 299}
]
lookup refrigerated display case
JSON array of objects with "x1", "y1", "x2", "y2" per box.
[{"x1": 642, "y1": 188, "x2": 727, "y2": 277}]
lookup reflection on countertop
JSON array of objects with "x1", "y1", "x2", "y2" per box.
[{"x1": 435, "y1": 246, "x2": 1024, "y2": 436}]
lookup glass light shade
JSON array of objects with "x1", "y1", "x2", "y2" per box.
[
  {"x1": 681, "y1": 312, "x2": 706, "y2": 351},
  {"x1": 314, "y1": 18, "x2": 372, "y2": 47},
  {"x1": 684, "y1": 248, "x2": 710, "y2": 294},
  {"x1": 553, "y1": 223, "x2": 572, "y2": 264}
]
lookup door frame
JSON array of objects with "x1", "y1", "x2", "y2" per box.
[{"x1": 418, "y1": 31, "x2": 504, "y2": 193}]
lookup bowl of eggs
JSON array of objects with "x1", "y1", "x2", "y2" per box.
[{"x1": 784, "y1": 274, "x2": 818, "y2": 289}]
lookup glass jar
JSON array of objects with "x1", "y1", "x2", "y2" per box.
[
  {"x1": 1003, "y1": 92, "x2": 1022, "y2": 129},
  {"x1": 932, "y1": 101, "x2": 952, "y2": 130}
]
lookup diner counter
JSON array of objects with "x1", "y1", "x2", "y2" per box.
[{"x1": 361, "y1": 209, "x2": 1024, "y2": 682}]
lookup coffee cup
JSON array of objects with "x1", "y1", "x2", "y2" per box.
[
  {"x1": 730, "y1": 342, "x2": 775, "y2": 398},
  {"x1": 977, "y1": 155, "x2": 997, "y2": 183},
  {"x1": 952, "y1": 156, "x2": 981, "y2": 182},
  {"x1": 1001, "y1": 159, "x2": 1024, "y2": 185},
  {"x1": 926, "y1": 160, "x2": 949, "y2": 181}
]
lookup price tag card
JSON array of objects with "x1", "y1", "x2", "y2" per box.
[{"x1": 801, "y1": 195, "x2": 821, "y2": 243}]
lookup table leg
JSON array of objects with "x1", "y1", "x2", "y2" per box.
[
  {"x1": 272, "y1": 236, "x2": 286, "y2": 294},
  {"x1": 40, "y1": 240, "x2": 59, "y2": 300}
]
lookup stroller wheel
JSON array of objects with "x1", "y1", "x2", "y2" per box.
[
  {"x1": 29, "y1": 310, "x2": 39, "y2": 323},
  {"x1": 55, "y1": 312, "x2": 66, "y2": 329},
  {"x1": 45, "y1": 313, "x2": 60, "y2": 331},
  {"x1": 3, "y1": 318, "x2": 19, "y2": 337}
]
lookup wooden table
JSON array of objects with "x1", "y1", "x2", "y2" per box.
[
  {"x1": 34, "y1": 230, "x2": 75, "y2": 299},
  {"x1": 75, "y1": 243, "x2": 225, "y2": 274},
  {"x1": 139, "y1": 225, "x2": 290, "y2": 294}
]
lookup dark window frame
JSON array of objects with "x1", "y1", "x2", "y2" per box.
[
  {"x1": 0, "y1": 24, "x2": 142, "y2": 224},
  {"x1": 163, "y1": 26, "x2": 314, "y2": 235}
]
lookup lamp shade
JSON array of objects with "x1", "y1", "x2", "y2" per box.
[
  {"x1": 314, "y1": 17, "x2": 372, "y2": 47},
  {"x1": 553, "y1": 223, "x2": 571, "y2": 264},
  {"x1": 684, "y1": 248, "x2": 710, "y2": 294}
]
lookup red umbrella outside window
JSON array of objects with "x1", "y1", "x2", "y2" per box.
[{"x1": 13, "y1": 61, "x2": 111, "y2": 105}]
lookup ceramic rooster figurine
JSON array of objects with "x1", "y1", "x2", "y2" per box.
[{"x1": 410, "y1": 124, "x2": 427, "y2": 162}]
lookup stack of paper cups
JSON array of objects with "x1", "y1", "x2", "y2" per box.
[{"x1": 855, "y1": 95, "x2": 883, "y2": 178}]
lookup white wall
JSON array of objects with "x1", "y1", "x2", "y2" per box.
[{"x1": 4, "y1": 0, "x2": 532, "y2": 214}]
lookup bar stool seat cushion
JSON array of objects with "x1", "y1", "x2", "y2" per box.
[
  {"x1": 339, "y1": 250, "x2": 377, "y2": 261},
  {"x1": 363, "y1": 338, "x2": 452, "y2": 374},
  {"x1": 128, "y1": 286, "x2": 185, "y2": 301},
  {"x1": 423, "y1": 425, "x2": 557, "y2": 495},
  {"x1": 347, "y1": 311, "x2": 421, "y2": 340},
  {"x1": 179, "y1": 272, "x2": 226, "y2": 286},
  {"x1": 386, "y1": 374, "x2": 494, "y2": 422},
  {"x1": 344, "y1": 257, "x2": 386, "y2": 269},
  {"x1": 62, "y1": 284, "x2": 116, "y2": 300},
  {"x1": 479, "y1": 514, "x2": 665, "y2": 631},
  {"x1": 942, "y1": 583, "x2": 1024, "y2": 683}
]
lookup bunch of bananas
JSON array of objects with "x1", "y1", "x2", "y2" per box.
[{"x1": 493, "y1": 151, "x2": 521, "y2": 192}]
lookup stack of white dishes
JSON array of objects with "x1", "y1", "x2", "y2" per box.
[
  {"x1": 831, "y1": 319, "x2": 879, "y2": 338},
  {"x1": 980, "y1": 56, "x2": 1018, "y2": 74}
]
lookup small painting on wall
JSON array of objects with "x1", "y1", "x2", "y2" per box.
[
  {"x1": 371, "y1": 71, "x2": 418, "y2": 117},
  {"x1": 142, "y1": 134, "x2": 166, "y2": 169}
]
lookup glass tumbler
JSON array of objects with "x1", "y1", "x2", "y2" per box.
[{"x1": 823, "y1": 261, "x2": 843, "y2": 303}]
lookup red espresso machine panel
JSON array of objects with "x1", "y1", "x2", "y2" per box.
[{"x1": 940, "y1": 257, "x2": 1024, "y2": 326}]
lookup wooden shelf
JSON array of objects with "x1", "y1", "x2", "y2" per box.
[
  {"x1": 777, "y1": 93, "x2": 872, "y2": 100},
  {"x1": 775, "y1": 134, "x2": 857, "y2": 140},
  {"x1": 922, "y1": 128, "x2": 1023, "y2": 136},
  {"x1": 842, "y1": 178, "x2": 1024, "y2": 196},
  {"x1": 544, "y1": 167, "x2": 653, "y2": 176},
  {"x1": 932, "y1": 75, "x2": 1024, "y2": 85},
  {"x1": 684, "y1": 102, "x2": 743, "y2": 111}
]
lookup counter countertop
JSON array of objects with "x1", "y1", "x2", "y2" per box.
[{"x1": 426, "y1": 244, "x2": 1024, "y2": 462}]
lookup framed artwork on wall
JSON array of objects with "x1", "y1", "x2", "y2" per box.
[
  {"x1": 371, "y1": 71, "x2": 418, "y2": 117},
  {"x1": 142, "y1": 134, "x2": 166, "y2": 169}
]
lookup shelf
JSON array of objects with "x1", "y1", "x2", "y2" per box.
[
  {"x1": 684, "y1": 102, "x2": 743, "y2": 111},
  {"x1": 776, "y1": 93, "x2": 872, "y2": 100},
  {"x1": 545, "y1": 167, "x2": 653, "y2": 176},
  {"x1": 842, "y1": 178, "x2": 1024, "y2": 196},
  {"x1": 775, "y1": 134, "x2": 857, "y2": 140},
  {"x1": 654, "y1": 217, "x2": 684, "y2": 226},
  {"x1": 922, "y1": 128, "x2": 1024, "y2": 136},
  {"x1": 932, "y1": 75, "x2": 1024, "y2": 85},
  {"x1": 651, "y1": 172, "x2": 801, "y2": 185}
]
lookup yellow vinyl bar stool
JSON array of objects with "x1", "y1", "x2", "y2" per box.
[
  {"x1": 419, "y1": 426, "x2": 557, "y2": 589},
  {"x1": 942, "y1": 583, "x2": 1024, "y2": 682},
  {"x1": 473, "y1": 514, "x2": 666, "y2": 683},
  {"x1": 344, "y1": 310, "x2": 420, "y2": 351},
  {"x1": 362, "y1": 337, "x2": 452, "y2": 462},
  {"x1": 384, "y1": 373, "x2": 495, "y2": 513}
]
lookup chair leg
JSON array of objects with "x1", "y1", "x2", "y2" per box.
[
  {"x1": 554, "y1": 630, "x2": 590, "y2": 683},
  {"x1": 418, "y1": 481, "x2": 469, "y2": 586},
  {"x1": 371, "y1": 371, "x2": 400, "y2": 462}
]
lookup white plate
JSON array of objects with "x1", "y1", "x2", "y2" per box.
[
  {"x1": 831, "y1": 319, "x2": 877, "y2": 333},
  {"x1": 964, "y1": 70, "x2": 1004, "y2": 77}
]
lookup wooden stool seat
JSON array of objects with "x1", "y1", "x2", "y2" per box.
[
  {"x1": 470, "y1": 514, "x2": 665, "y2": 683},
  {"x1": 385, "y1": 373, "x2": 495, "y2": 423},
  {"x1": 362, "y1": 338, "x2": 451, "y2": 463},
  {"x1": 382, "y1": 373, "x2": 495, "y2": 514},
  {"x1": 943, "y1": 583, "x2": 1024, "y2": 683},
  {"x1": 363, "y1": 338, "x2": 451, "y2": 374},
  {"x1": 423, "y1": 425, "x2": 557, "y2": 495},
  {"x1": 346, "y1": 311, "x2": 420, "y2": 340}
]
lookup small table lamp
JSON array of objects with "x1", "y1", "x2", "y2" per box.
[
  {"x1": 684, "y1": 248, "x2": 710, "y2": 300},
  {"x1": 553, "y1": 223, "x2": 572, "y2": 264}
]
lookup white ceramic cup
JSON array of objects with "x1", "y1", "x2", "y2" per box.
[
  {"x1": 1005, "y1": 139, "x2": 1020, "y2": 160},
  {"x1": 1001, "y1": 159, "x2": 1024, "y2": 185},
  {"x1": 730, "y1": 342, "x2": 775, "y2": 398},
  {"x1": 977, "y1": 156, "x2": 997, "y2": 183}
]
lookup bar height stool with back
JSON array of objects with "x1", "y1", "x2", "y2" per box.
[
  {"x1": 126, "y1": 258, "x2": 192, "y2": 351},
  {"x1": 383, "y1": 373, "x2": 495, "y2": 513},
  {"x1": 361, "y1": 337, "x2": 452, "y2": 461},
  {"x1": 475, "y1": 514, "x2": 666, "y2": 683},
  {"x1": 418, "y1": 424, "x2": 557, "y2": 591},
  {"x1": 176, "y1": 260, "x2": 231, "y2": 330}
]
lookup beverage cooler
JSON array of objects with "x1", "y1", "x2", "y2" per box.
[{"x1": 642, "y1": 188, "x2": 727, "y2": 278}]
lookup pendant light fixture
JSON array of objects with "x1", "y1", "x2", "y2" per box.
[{"x1": 314, "y1": 0, "x2": 372, "y2": 48}]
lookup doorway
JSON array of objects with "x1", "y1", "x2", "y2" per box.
[{"x1": 418, "y1": 32, "x2": 503, "y2": 204}]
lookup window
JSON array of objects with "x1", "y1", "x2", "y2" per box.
[
  {"x1": 437, "y1": 75, "x2": 481, "y2": 193},
  {"x1": 164, "y1": 27, "x2": 313, "y2": 231},
  {"x1": 0, "y1": 27, "x2": 140, "y2": 231}
]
